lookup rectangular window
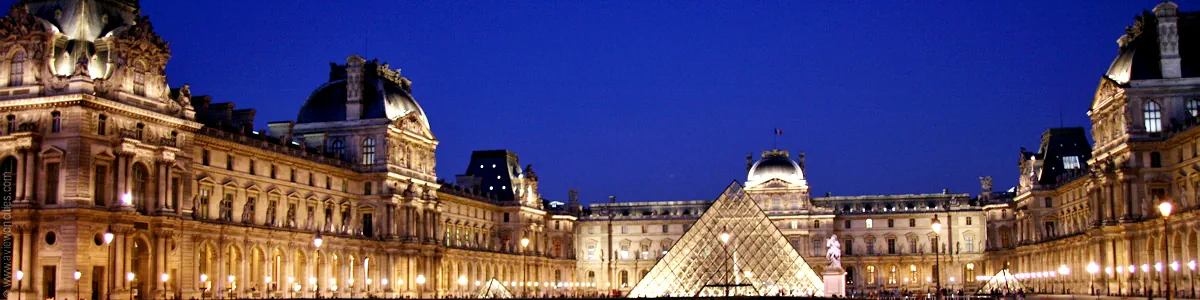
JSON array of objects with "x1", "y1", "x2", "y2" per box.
[
  {"x1": 587, "y1": 226, "x2": 595, "y2": 234},
  {"x1": 45, "y1": 163, "x2": 59, "y2": 204},
  {"x1": 844, "y1": 219, "x2": 851, "y2": 229},
  {"x1": 909, "y1": 218, "x2": 916, "y2": 227},
  {"x1": 270, "y1": 165, "x2": 276, "y2": 179},
  {"x1": 97, "y1": 115, "x2": 106, "y2": 135},
  {"x1": 170, "y1": 177, "x2": 180, "y2": 210},
  {"x1": 50, "y1": 112, "x2": 60, "y2": 133},
  {"x1": 226, "y1": 154, "x2": 233, "y2": 170},
  {"x1": 93, "y1": 165, "x2": 107, "y2": 206},
  {"x1": 198, "y1": 189, "x2": 210, "y2": 219},
  {"x1": 1044, "y1": 197, "x2": 1053, "y2": 208},
  {"x1": 966, "y1": 217, "x2": 973, "y2": 225},
  {"x1": 201, "y1": 149, "x2": 209, "y2": 166},
  {"x1": 364, "y1": 181, "x2": 373, "y2": 195},
  {"x1": 503, "y1": 213, "x2": 510, "y2": 222},
  {"x1": 909, "y1": 239, "x2": 918, "y2": 254},
  {"x1": 266, "y1": 199, "x2": 278, "y2": 226},
  {"x1": 640, "y1": 225, "x2": 646, "y2": 233},
  {"x1": 248, "y1": 160, "x2": 256, "y2": 175},
  {"x1": 865, "y1": 219, "x2": 873, "y2": 229},
  {"x1": 1063, "y1": 156, "x2": 1081, "y2": 169},
  {"x1": 888, "y1": 219, "x2": 894, "y2": 227},
  {"x1": 844, "y1": 239, "x2": 853, "y2": 255},
  {"x1": 586, "y1": 245, "x2": 596, "y2": 260},
  {"x1": 813, "y1": 220, "x2": 820, "y2": 228},
  {"x1": 887, "y1": 238, "x2": 896, "y2": 254},
  {"x1": 621, "y1": 226, "x2": 628, "y2": 234},
  {"x1": 1151, "y1": 152, "x2": 1162, "y2": 168},
  {"x1": 662, "y1": 225, "x2": 669, "y2": 233}
]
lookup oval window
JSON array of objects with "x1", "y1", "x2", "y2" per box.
[{"x1": 45, "y1": 232, "x2": 57, "y2": 245}]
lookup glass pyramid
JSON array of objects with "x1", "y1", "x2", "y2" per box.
[
  {"x1": 476, "y1": 278, "x2": 514, "y2": 299},
  {"x1": 628, "y1": 182, "x2": 825, "y2": 297}
]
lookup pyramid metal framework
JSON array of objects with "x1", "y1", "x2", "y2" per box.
[{"x1": 628, "y1": 182, "x2": 825, "y2": 297}]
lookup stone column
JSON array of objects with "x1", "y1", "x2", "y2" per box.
[
  {"x1": 157, "y1": 161, "x2": 168, "y2": 213},
  {"x1": 14, "y1": 148, "x2": 24, "y2": 202},
  {"x1": 115, "y1": 154, "x2": 126, "y2": 207},
  {"x1": 22, "y1": 149, "x2": 35, "y2": 203}
]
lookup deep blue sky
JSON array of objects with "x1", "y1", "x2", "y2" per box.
[{"x1": 68, "y1": 1, "x2": 1176, "y2": 203}]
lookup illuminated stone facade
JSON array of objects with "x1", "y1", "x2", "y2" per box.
[{"x1": 0, "y1": 1, "x2": 576, "y2": 300}]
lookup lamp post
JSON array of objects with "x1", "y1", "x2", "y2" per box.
[
  {"x1": 457, "y1": 276, "x2": 467, "y2": 298},
  {"x1": 521, "y1": 237, "x2": 530, "y2": 298},
  {"x1": 1058, "y1": 265, "x2": 1069, "y2": 294},
  {"x1": 1086, "y1": 262, "x2": 1099, "y2": 296},
  {"x1": 160, "y1": 274, "x2": 169, "y2": 300},
  {"x1": 15, "y1": 270, "x2": 24, "y2": 300},
  {"x1": 74, "y1": 270, "x2": 82, "y2": 300},
  {"x1": 104, "y1": 230, "x2": 114, "y2": 300},
  {"x1": 1189, "y1": 260, "x2": 1197, "y2": 298},
  {"x1": 415, "y1": 274, "x2": 426, "y2": 298},
  {"x1": 1159, "y1": 201, "x2": 1174, "y2": 300},
  {"x1": 199, "y1": 274, "x2": 208, "y2": 300},
  {"x1": 228, "y1": 276, "x2": 235, "y2": 300},
  {"x1": 1141, "y1": 264, "x2": 1150, "y2": 297},
  {"x1": 286, "y1": 277, "x2": 293, "y2": 299},
  {"x1": 381, "y1": 278, "x2": 388, "y2": 298},
  {"x1": 932, "y1": 215, "x2": 942, "y2": 300},
  {"x1": 313, "y1": 234, "x2": 323, "y2": 299},
  {"x1": 127, "y1": 272, "x2": 136, "y2": 300},
  {"x1": 265, "y1": 276, "x2": 271, "y2": 298},
  {"x1": 719, "y1": 231, "x2": 731, "y2": 297}
]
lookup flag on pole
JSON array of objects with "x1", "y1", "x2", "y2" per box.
[{"x1": 775, "y1": 128, "x2": 783, "y2": 135}]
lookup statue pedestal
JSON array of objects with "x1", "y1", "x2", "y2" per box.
[{"x1": 823, "y1": 267, "x2": 846, "y2": 297}]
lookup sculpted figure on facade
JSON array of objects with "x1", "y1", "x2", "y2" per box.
[{"x1": 826, "y1": 234, "x2": 842, "y2": 269}]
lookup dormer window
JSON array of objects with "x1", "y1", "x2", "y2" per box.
[
  {"x1": 132, "y1": 62, "x2": 146, "y2": 97},
  {"x1": 331, "y1": 139, "x2": 345, "y2": 159},
  {"x1": 1145, "y1": 101, "x2": 1162, "y2": 133},
  {"x1": 361, "y1": 138, "x2": 376, "y2": 166},
  {"x1": 1063, "y1": 156, "x2": 1081, "y2": 169},
  {"x1": 9, "y1": 51, "x2": 24, "y2": 87}
]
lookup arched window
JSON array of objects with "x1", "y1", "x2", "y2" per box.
[
  {"x1": 330, "y1": 139, "x2": 345, "y2": 159},
  {"x1": 619, "y1": 270, "x2": 629, "y2": 287},
  {"x1": 1145, "y1": 101, "x2": 1163, "y2": 133},
  {"x1": 888, "y1": 265, "x2": 898, "y2": 284},
  {"x1": 845, "y1": 267, "x2": 855, "y2": 284},
  {"x1": 132, "y1": 163, "x2": 149, "y2": 212},
  {"x1": 866, "y1": 265, "x2": 876, "y2": 285},
  {"x1": 361, "y1": 138, "x2": 376, "y2": 166},
  {"x1": 9, "y1": 51, "x2": 24, "y2": 87},
  {"x1": 587, "y1": 271, "x2": 595, "y2": 284},
  {"x1": 965, "y1": 263, "x2": 976, "y2": 282},
  {"x1": 909, "y1": 264, "x2": 918, "y2": 283},
  {"x1": 1189, "y1": 98, "x2": 1200, "y2": 118},
  {"x1": 132, "y1": 62, "x2": 146, "y2": 96}
]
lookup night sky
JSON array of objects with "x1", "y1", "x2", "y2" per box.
[{"x1": 23, "y1": 1, "x2": 1175, "y2": 204}]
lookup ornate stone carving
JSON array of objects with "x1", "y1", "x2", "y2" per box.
[{"x1": 0, "y1": 4, "x2": 43, "y2": 37}]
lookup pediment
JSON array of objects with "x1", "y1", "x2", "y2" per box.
[{"x1": 39, "y1": 146, "x2": 64, "y2": 157}]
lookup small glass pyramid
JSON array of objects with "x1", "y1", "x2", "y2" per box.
[
  {"x1": 628, "y1": 182, "x2": 825, "y2": 297},
  {"x1": 476, "y1": 277, "x2": 514, "y2": 298}
]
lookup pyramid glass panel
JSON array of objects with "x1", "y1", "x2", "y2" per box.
[
  {"x1": 628, "y1": 182, "x2": 824, "y2": 297},
  {"x1": 476, "y1": 278, "x2": 514, "y2": 299}
]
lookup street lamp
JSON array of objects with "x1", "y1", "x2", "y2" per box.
[
  {"x1": 1190, "y1": 260, "x2": 1197, "y2": 298},
  {"x1": 104, "y1": 230, "x2": 114, "y2": 300},
  {"x1": 1159, "y1": 200, "x2": 1174, "y2": 300},
  {"x1": 313, "y1": 233, "x2": 323, "y2": 299},
  {"x1": 1087, "y1": 262, "x2": 1099, "y2": 296},
  {"x1": 521, "y1": 237, "x2": 530, "y2": 298},
  {"x1": 457, "y1": 276, "x2": 468, "y2": 298},
  {"x1": 1142, "y1": 264, "x2": 1150, "y2": 297},
  {"x1": 416, "y1": 274, "x2": 426, "y2": 297},
  {"x1": 74, "y1": 270, "x2": 81, "y2": 300},
  {"x1": 228, "y1": 275, "x2": 236, "y2": 299},
  {"x1": 161, "y1": 273, "x2": 169, "y2": 300},
  {"x1": 15, "y1": 270, "x2": 24, "y2": 300},
  {"x1": 126, "y1": 272, "x2": 136, "y2": 300},
  {"x1": 1058, "y1": 265, "x2": 1069, "y2": 294},
  {"x1": 199, "y1": 274, "x2": 208, "y2": 300},
  {"x1": 932, "y1": 214, "x2": 942, "y2": 300}
]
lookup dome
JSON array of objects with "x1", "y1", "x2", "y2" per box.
[
  {"x1": 746, "y1": 150, "x2": 806, "y2": 187},
  {"x1": 296, "y1": 56, "x2": 429, "y2": 127},
  {"x1": 1104, "y1": 4, "x2": 1200, "y2": 84}
]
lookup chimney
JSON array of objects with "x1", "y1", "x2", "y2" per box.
[
  {"x1": 345, "y1": 55, "x2": 367, "y2": 120},
  {"x1": 746, "y1": 153, "x2": 753, "y2": 171},
  {"x1": 1155, "y1": 1, "x2": 1182, "y2": 78}
]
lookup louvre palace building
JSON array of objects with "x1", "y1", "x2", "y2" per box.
[{"x1": 4, "y1": 0, "x2": 1200, "y2": 299}]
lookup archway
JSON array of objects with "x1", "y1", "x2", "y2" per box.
[{"x1": 131, "y1": 237, "x2": 152, "y2": 300}]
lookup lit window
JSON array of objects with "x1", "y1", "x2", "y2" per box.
[
  {"x1": 50, "y1": 111, "x2": 60, "y2": 133},
  {"x1": 865, "y1": 219, "x2": 873, "y2": 229},
  {"x1": 331, "y1": 139, "x2": 345, "y2": 159},
  {"x1": 1145, "y1": 101, "x2": 1162, "y2": 133},
  {"x1": 1188, "y1": 98, "x2": 1200, "y2": 118},
  {"x1": 1063, "y1": 156, "x2": 1081, "y2": 169},
  {"x1": 361, "y1": 138, "x2": 376, "y2": 165}
]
